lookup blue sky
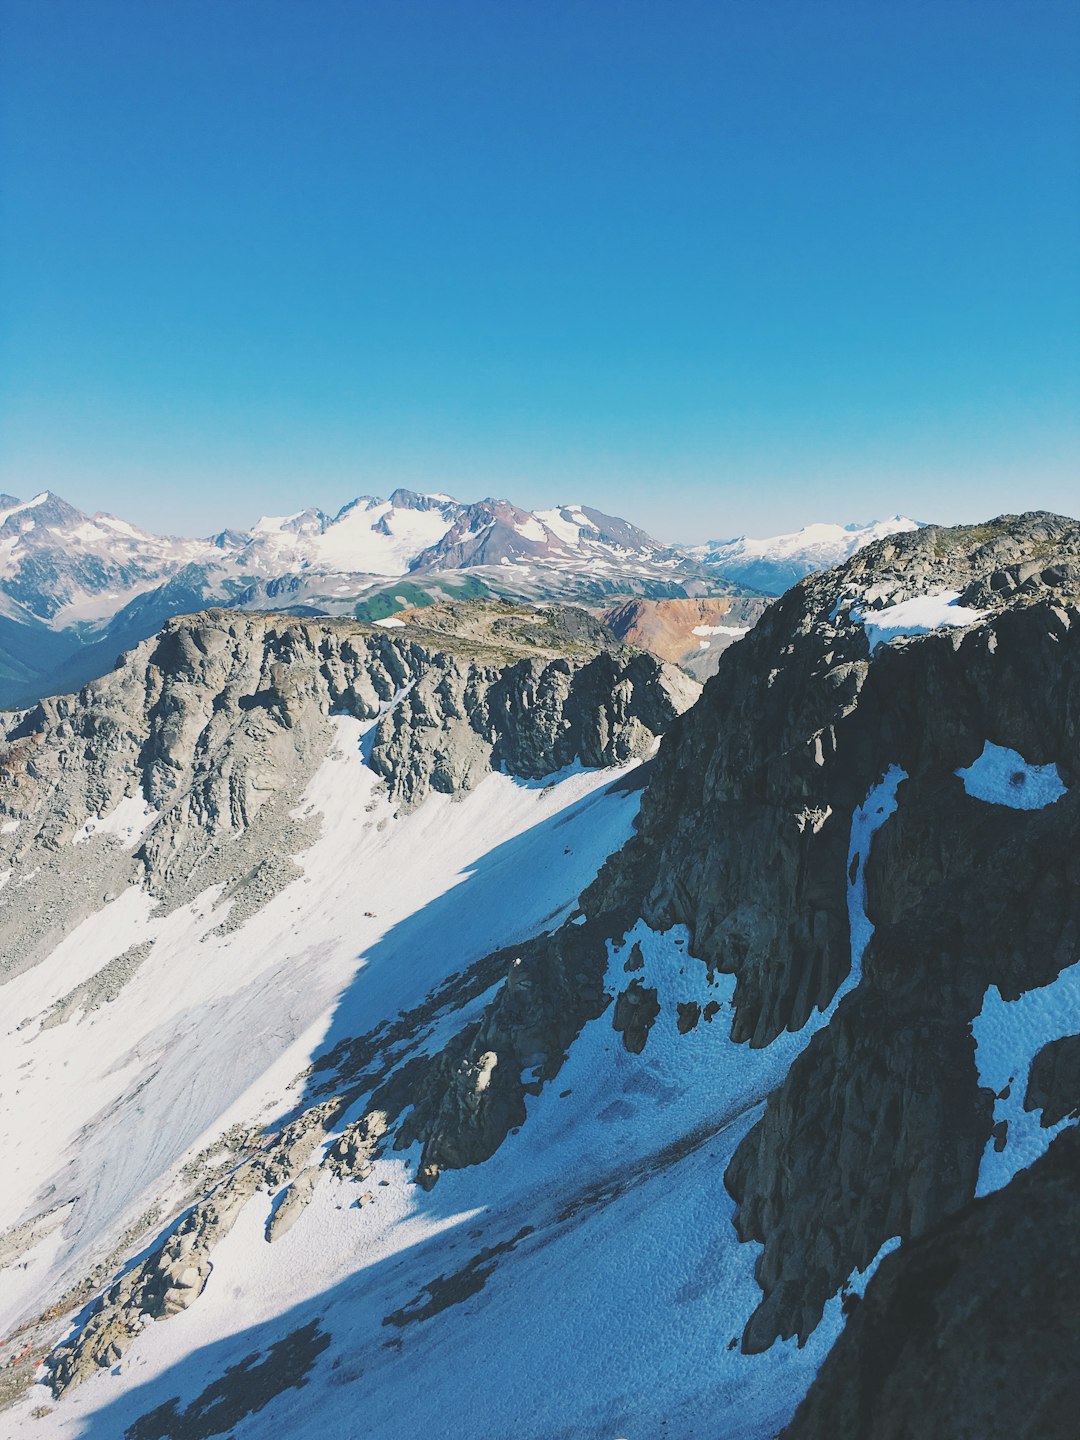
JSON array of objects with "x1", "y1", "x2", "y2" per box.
[{"x1": 1, "y1": 0, "x2": 1077, "y2": 541}]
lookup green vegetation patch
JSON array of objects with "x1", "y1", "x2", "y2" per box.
[{"x1": 355, "y1": 575, "x2": 492, "y2": 621}]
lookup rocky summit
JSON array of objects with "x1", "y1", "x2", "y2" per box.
[{"x1": 0, "y1": 515, "x2": 1077, "y2": 1439}]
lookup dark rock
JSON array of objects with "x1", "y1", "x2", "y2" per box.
[
  {"x1": 784, "y1": 1128, "x2": 1080, "y2": 1440},
  {"x1": 1026, "y1": 1033, "x2": 1080, "y2": 1127},
  {"x1": 612, "y1": 980, "x2": 661, "y2": 1054}
]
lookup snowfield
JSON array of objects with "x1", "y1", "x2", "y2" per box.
[
  {"x1": 0, "y1": 721, "x2": 644, "y2": 1348},
  {"x1": 1, "y1": 763, "x2": 912, "y2": 1439},
  {"x1": 957, "y1": 740, "x2": 1068, "y2": 810}
]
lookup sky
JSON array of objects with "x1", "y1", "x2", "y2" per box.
[{"x1": 0, "y1": 0, "x2": 1077, "y2": 542}]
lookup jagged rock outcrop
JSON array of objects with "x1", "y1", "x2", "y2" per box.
[
  {"x1": 394, "y1": 918, "x2": 616, "y2": 1187},
  {"x1": 48, "y1": 1097, "x2": 349, "y2": 1392},
  {"x1": 1025, "y1": 1033, "x2": 1080, "y2": 1128},
  {"x1": 0, "y1": 602, "x2": 695, "y2": 980}
]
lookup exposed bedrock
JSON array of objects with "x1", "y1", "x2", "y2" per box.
[
  {"x1": 1025, "y1": 1032, "x2": 1080, "y2": 1128},
  {"x1": 0, "y1": 603, "x2": 695, "y2": 978},
  {"x1": 783, "y1": 1126, "x2": 1080, "y2": 1440}
]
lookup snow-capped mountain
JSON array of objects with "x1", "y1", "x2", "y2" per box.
[
  {"x1": 0, "y1": 491, "x2": 213, "y2": 626},
  {"x1": 0, "y1": 514, "x2": 1076, "y2": 1438},
  {"x1": 0, "y1": 488, "x2": 734, "y2": 710},
  {"x1": 242, "y1": 490, "x2": 462, "y2": 576},
  {"x1": 409, "y1": 497, "x2": 671, "y2": 571},
  {"x1": 693, "y1": 515, "x2": 922, "y2": 594}
]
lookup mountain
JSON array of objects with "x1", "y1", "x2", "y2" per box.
[
  {"x1": 693, "y1": 515, "x2": 922, "y2": 594},
  {"x1": 409, "y1": 497, "x2": 668, "y2": 570},
  {"x1": 0, "y1": 488, "x2": 739, "y2": 711},
  {"x1": 240, "y1": 490, "x2": 462, "y2": 575},
  {"x1": 0, "y1": 513, "x2": 1076, "y2": 1438}
]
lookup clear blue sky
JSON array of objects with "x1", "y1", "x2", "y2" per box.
[{"x1": 1, "y1": 0, "x2": 1077, "y2": 541}]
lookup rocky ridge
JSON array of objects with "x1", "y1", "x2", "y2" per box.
[
  {"x1": 0, "y1": 487, "x2": 743, "y2": 711},
  {"x1": 0, "y1": 602, "x2": 694, "y2": 981}
]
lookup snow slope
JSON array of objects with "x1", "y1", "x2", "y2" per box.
[
  {"x1": 248, "y1": 494, "x2": 459, "y2": 576},
  {"x1": 0, "y1": 720, "x2": 644, "y2": 1346},
  {"x1": 2, "y1": 763, "x2": 908, "y2": 1440}
]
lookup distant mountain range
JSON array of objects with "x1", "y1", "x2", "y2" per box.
[
  {"x1": 0, "y1": 487, "x2": 920, "y2": 707},
  {"x1": 689, "y1": 516, "x2": 922, "y2": 593}
]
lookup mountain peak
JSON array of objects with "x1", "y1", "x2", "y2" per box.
[{"x1": 699, "y1": 515, "x2": 922, "y2": 594}]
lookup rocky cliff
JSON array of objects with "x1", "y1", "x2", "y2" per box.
[{"x1": 0, "y1": 602, "x2": 694, "y2": 982}]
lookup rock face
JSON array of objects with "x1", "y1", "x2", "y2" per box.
[
  {"x1": 587, "y1": 511, "x2": 1080, "y2": 1350},
  {"x1": 602, "y1": 594, "x2": 769, "y2": 680},
  {"x1": 783, "y1": 1126, "x2": 1080, "y2": 1440},
  {"x1": 0, "y1": 602, "x2": 695, "y2": 981},
  {"x1": 290, "y1": 511, "x2": 1080, "y2": 1366}
]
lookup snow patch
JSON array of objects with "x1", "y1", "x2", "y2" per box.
[
  {"x1": 855, "y1": 590, "x2": 987, "y2": 653},
  {"x1": 0, "y1": 492, "x2": 50, "y2": 528},
  {"x1": 971, "y1": 959, "x2": 1080, "y2": 1197},
  {"x1": 71, "y1": 794, "x2": 157, "y2": 848},
  {"x1": 846, "y1": 767, "x2": 907, "y2": 988},
  {"x1": 957, "y1": 741, "x2": 1067, "y2": 810},
  {"x1": 513, "y1": 516, "x2": 547, "y2": 544}
]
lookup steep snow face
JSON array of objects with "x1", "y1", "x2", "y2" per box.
[
  {"x1": 0, "y1": 719, "x2": 647, "y2": 1354},
  {"x1": 6, "y1": 928, "x2": 880, "y2": 1440},
  {"x1": 0, "y1": 763, "x2": 909, "y2": 1440},
  {"x1": 696, "y1": 516, "x2": 921, "y2": 594},
  {"x1": 247, "y1": 492, "x2": 460, "y2": 576}
]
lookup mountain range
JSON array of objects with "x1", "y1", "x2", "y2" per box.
[
  {"x1": 690, "y1": 515, "x2": 923, "y2": 592},
  {"x1": 0, "y1": 510, "x2": 1076, "y2": 1438},
  {"x1": 0, "y1": 487, "x2": 918, "y2": 709}
]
